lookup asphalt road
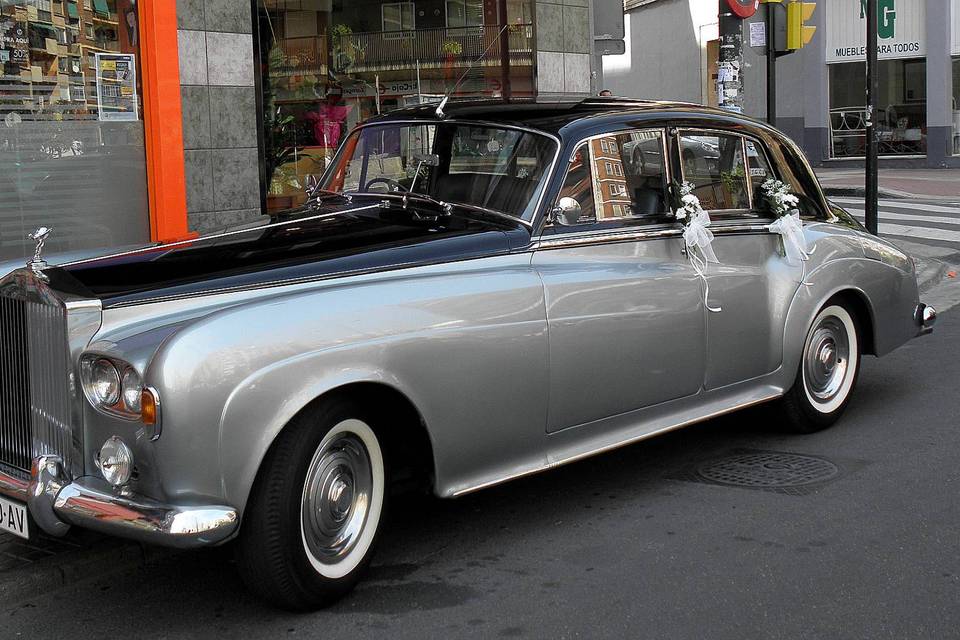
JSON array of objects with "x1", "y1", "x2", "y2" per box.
[{"x1": 4, "y1": 313, "x2": 959, "y2": 639}]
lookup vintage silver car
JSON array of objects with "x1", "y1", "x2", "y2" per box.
[{"x1": 0, "y1": 98, "x2": 935, "y2": 609}]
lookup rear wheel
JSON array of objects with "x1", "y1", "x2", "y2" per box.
[
  {"x1": 778, "y1": 303, "x2": 861, "y2": 433},
  {"x1": 236, "y1": 398, "x2": 386, "y2": 610}
]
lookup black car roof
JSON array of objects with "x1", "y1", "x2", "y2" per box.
[{"x1": 362, "y1": 97, "x2": 779, "y2": 140}]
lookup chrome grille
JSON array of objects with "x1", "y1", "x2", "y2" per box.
[
  {"x1": 0, "y1": 294, "x2": 73, "y2": 473},
  {"x1": 0, "y1": 297, "x2": 32, "y2": 472}
]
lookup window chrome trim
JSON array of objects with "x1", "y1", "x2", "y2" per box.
[
  {"x1": 675, "y1": 127, "x2": 757, "y2": 215},
  {"x1": 546, "y1": 127, "x2": 672, "y2": 233},
  {"x1": 534, "y1": 220, "x2": 772, "y2": 251},
  {"x1": 319, "y1": 118, "x2": 563, "y2": 224}
]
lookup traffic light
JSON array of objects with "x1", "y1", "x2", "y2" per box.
[{"x1": 787, "y1": 2, "x2": 816, "y2": 50}]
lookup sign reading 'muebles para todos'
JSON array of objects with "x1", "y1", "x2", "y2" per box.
[{"x1": 826, "y1": 0, "x2": 925, "y2": 63}]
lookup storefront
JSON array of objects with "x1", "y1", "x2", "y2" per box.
[
  {"x1": 0, "y1": 0, "x2": 185, "y2": 262},
  {"x1": 826, "y1": 0, "x2": 928, "y2": 159},
  {"x1": 254, "y1": 0, "x2": 537, "y2": 212}
]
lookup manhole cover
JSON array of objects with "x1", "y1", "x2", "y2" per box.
[{"x1": 696, "y1": 451, "x2": 839, "y2": 489}]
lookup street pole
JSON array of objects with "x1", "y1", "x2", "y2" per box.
[
  {"x1": 718, "y1": 0, "x2": 744, "y2": 112},
  {"x1": 865, "y1": 0, "x2": 879, "y2": 235},
  {"x1": 766, "y1": 2, "x2": 776, "y2": 125}
]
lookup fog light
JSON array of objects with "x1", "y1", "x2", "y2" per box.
[{"x1": 96, "y1": 436, "x2": 133, "y2": 487}]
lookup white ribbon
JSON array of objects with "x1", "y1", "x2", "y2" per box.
[
  {"x1": 767, "y1": 210, "x2": 809, "y2": 266},
  {"x1": 682, "y1": 209, "x2": 721, "y2": 313}
]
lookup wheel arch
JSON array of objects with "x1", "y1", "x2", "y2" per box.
[
  {"x1": 220, "y1": 370, "x2": 438, "y2": 521},
  {"x1": 827, "y1": 288, "x2": 877, "y2": 356}
]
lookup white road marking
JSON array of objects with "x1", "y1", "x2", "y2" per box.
[
  {"x1": 873, "y1": 223, "x2": 960, "y2": 244},
  {"x1": 832, "y1": 198, "x2": 960, "y2": 215},
  {"x1": 841, "y1": 207, "x2": 960, "y2": 227}
]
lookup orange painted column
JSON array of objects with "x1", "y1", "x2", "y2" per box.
[{"x1": 138, "y1": 0, "x2": 191, "y2": 242}]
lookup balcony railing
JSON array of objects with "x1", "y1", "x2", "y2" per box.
[{"x1": 332, "y1": 24, "x2": 534, "y2": 73}]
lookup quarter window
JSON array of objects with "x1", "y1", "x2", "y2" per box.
[
  {"x1": 678, "y1": 132, "x2": 749, "y2": 211},
  {"x1": 554, "y1": 130, "x2": 669, "y2": 226}
]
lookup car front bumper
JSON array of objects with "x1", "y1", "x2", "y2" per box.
[
  {"x1": 0, "y1": 456, "x2": 237, "y2": 548},
  {"x1": 916, "y1": 303, "x2": 937, "y2": 336}
]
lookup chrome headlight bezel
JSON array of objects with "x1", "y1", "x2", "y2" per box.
[{"x1": 80, "y1": 354, "x2": 147, "y2": 421}]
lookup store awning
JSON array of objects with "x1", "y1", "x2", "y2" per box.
[
  {"x1": 67, "y1": 2, "x2": 79, "y2": 18},
  {"x1": 29, "y1": 22, "x2": 58, "y2": 37},
  {"x1": 92, "y1": 0, "x2": 109, "y2": 16}
]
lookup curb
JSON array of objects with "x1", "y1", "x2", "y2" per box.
[{"x1": 0, "y1": 536, "x2": 173, "y2": 607}]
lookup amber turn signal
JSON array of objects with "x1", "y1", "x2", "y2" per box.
[{"x1": 141, "y1": 388, "x2": 158, "y2": 426}]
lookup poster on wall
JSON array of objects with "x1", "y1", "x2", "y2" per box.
[
  {"x1": 826, "y1": 0, "x2": 926, "y2": 63},
  {"x1": 95, "y1": 52, "x2": 138, "y2": 121},
  {"x1": 0, "y1": 17, "x2": 29, "y2": 66}
]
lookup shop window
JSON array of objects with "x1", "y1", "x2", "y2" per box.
[
  {"x1": 0, "y1": 0, "x2": 149, "y2": 261},
  {"x1": 829, "y1": 58, "x2": 927, "y2": 158},
  {"x1": 382, "y1": 3, "x2": 415, "y2": 38},
  {"x1": 952, "y1": 57, "x2": 960, "y2": 155},
  {"x1": 255, "y1": 0, "x2": 536, "y2": 214}
]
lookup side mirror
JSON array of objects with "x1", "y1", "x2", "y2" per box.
[{"x1": 552, "y1": 197, "x2": 582, "y2": 226}]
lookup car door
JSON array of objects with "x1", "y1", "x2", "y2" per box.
[
  {"x1": 675, "y1": 129, "x2": 800, "y2": 390},
  {"x1": 532, "y1": 129, "x2": 706, "y2": 433}
]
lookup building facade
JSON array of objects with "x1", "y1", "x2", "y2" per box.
[
  {"x1": 0, "y1": 0, "x2": 596, "y2": 262},
  {"x1": 603, "y1": 0, "x2": 960, "y2": 169}
]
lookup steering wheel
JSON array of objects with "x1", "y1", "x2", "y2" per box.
[{"x1": 364, "y1": 177, "x2": 407, "y2": 193}]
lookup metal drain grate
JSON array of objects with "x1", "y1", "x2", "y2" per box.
[{"x1": 672, "y1": 449, "x2": 842, "y2": 495}]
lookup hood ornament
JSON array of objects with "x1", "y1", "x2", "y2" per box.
[{"x1": 27, "y1": 226, "x2": 52, "y2": 272}]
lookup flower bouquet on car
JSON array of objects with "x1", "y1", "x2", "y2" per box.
[
  {"x1": 760, "y1": 178, "x2": 810, "y2": 265},
  {"x1": 671, "y1": 181, "x2": 721, "y2": 312}
]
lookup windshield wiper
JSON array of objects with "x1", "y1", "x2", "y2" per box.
[{"x1": 348, "y1": 191, "x2": 530, "y2": 230}]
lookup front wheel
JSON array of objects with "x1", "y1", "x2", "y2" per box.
[
  {"x1": 778, "y1": 303, "x2": 861, "y2": 433},
  {"x1": 236, "y1": 398, "x2": 386, "y2": 610}
]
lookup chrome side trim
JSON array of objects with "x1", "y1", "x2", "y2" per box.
[
  {"x1": 534, "y1": 221, "x2": 772, "y2": 251},
  {"x1": 451, "y1": 392, "x2": 780, "y2": 497}
]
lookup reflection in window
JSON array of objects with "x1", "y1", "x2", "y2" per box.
[
  {"x1": 555, "y1": 131, "x2": 668, "y2": 226},
  {"x1": 679, "y1": 133, "x2": 748, "y2": 211}
]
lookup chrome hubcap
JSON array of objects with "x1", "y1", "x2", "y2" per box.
[
  {"x1": 301, "y1": 433, "x2": 372, "y2": 566},
  {"x1": 804, "y1": 316, "x2": 850, "y2": 403}
]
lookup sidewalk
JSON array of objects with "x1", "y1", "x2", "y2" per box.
[{"x1": 816, "y1": 168, "x2": 960, "y2": 200}]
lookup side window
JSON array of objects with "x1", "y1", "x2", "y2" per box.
[
  {"x1": 679, "y1": 132, "x2": 749, "y2": 211},
  {"x1": 554, "y1": 130, "x2": 668, "y2": 227},
  {"x1": 745, "y1": 140, "x2": 774, "y2": 193}
]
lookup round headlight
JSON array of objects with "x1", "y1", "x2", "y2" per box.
[
  {"x1": 90, "y1": 358, "x2": 121, "y2": 406},
  {"x1": 121, "y1": 368, "x2": 142, "y2": 413},
  {"x1": 97, "y1": 436, "x2": 133, "y2": 486}
]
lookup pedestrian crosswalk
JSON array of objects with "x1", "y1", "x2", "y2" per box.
[{"x1": 829, "y1": 197, "x2": 960, "y2": 249}]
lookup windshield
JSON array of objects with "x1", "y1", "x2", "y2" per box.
[{"x1": 322, "y1": 122, "x2": 558, "y2": 220}]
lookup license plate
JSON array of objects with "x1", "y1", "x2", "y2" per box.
[{"x1": 0, "y1": 495, "x2": 29, "y2": 540}]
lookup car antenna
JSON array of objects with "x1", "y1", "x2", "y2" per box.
[{"x1": 436, "y1": 24, "x2": 509, "y2": 119}]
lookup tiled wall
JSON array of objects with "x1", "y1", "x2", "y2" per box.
[
  {"x1": 176, "y1": 0, "x2": 262, "y2": 234},
  {"x1": 535, "y1": 0, "x2": 593, "y2": 97}
]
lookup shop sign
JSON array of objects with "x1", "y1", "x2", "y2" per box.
[
  {"x1": 0, "y1": 17, "x2": 29, "y2": 65},
  {"x1": 826, "y1": 0, "x2": 925, "y2": 63},
  {"x1": 95, "y1": 52, "x2": 138, "y2": 121}
]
